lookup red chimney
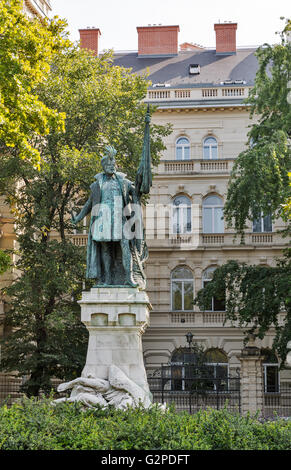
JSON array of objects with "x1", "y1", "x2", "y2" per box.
[
  {"x1": 79, "y1": 27, "x2": 101, "y2": 56},
  {"x1": 214, "y1": 22, "x2": 237, "y2": 55},
  {"x1": 137, "y1": 25, "x2": 180, "y2": 57}
]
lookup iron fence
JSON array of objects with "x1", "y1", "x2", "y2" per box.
[
  {"x1": 264, "y1": 382, "x2": 291, "y2": 418},
  {"x1": 0, "y1": 375, "x2": 24, "y2": 406},
  {"x1": 1, "y1": 372, "x2": 291, "y2": 418},
  {"x1": 0, "y1": 375, "x2": 62, "y2": 406},
  {"x1": 148, "y1": 364, "x2": 241, "y2": 414}
]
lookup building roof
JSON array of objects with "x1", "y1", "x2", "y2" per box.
[{"x1": 113, "y1": 48, "x2": 259, "y2": 88}]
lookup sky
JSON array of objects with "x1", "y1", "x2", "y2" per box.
[{"x1": 51, "y1": 0, "x2": 290, "y2": 51}]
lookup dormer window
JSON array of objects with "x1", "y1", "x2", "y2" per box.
[
  {"x1": 152, "y1": 83, "x2": 171, "y2": 88},
  {"x1": 189, "y1": 64, "x2": 200, "y2": 75},
  {"x1": 221, "y1": 79, "x2": 246, "y2": 85}
]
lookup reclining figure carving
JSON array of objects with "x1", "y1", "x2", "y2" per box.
[{"x1": 55, "y1": 365, "x2": 153, "y2": 410}]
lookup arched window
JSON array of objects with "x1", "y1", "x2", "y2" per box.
[
  {"x1": 262, "y1": 349, "x2": 279, "y2": 393},
  {"x1": 202, "y1": 267, "x2": 225, "y2": 311},
  {"x1": 203, "y1": 195, "x2": 224, "y2": 233},
  {"x1": 172, "y1": 195, "x2": 192, "y2": 235},
  {"x1": 203, "y1": 349, "x2": 229, "y2": 391},
  {"x1": 171, "y1": 266, "x2": 194, "y2": 311},
  {"x1": 176, "y1": 137, "x2": 190, "y2": 160},
  {"x1": 203, "y1": 137, "x2": 218, "y2": 159}
]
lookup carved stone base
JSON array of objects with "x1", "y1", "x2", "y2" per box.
[{"x1": 56, "y1": 287, "x2": 153, "y2": 409}]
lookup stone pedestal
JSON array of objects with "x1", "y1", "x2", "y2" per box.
[
  {"x1": 239, "y1": 346, "x2": 264, "y2": 415},
  {"x1": 79, "y1": 287, "x2": 152, "y2": 395}
]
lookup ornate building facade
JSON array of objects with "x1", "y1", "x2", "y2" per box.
[{"x1": 110, "y1": 23, "x2": 290, "y2": 406}]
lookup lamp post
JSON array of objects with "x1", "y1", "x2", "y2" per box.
[{"x1": 186, "y1": 331, "x2": 194, "y2": 349}]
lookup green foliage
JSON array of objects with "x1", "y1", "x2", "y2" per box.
[
  {"x1": 0, "y1": 249, "x2": 10, "y2": 275},
  {"x1": 0, "y1": 0, "x2": 70, "y2": 165},
  {"x1": 194, "y1": 250, "x2": 291, "y2": 363},
  {"x1": 0, "y1": 45, "x2": 171, "y2": 396},
  {"x1": 1, "y1": 240, "x2": 89, "y2": 396},
  {"x1": 0, "y1": 399, "x2": 290, "y2": 450},
  {"x1": 224, "y1": 18, "x2": 291, "y2": 235}
]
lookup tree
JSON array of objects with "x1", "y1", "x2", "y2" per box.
[
  {"x1": 0, "y1": 249, "x2": 10, "y2": 275},
  {"x1": 0, "y1": 46, "x2": 171, "y2": 397},
  {"x1": 195, "y1": 252, "x2": 291, "y2": 364},
  {"x1": 195, "y1": 20, "x2": 291, "y2": 362},
  {"x1": 0, "y1": 0, "x2": 69, "y2": 166}
]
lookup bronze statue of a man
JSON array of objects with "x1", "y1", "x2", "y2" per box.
[{"x1": 72, "y1": 108, "x2": 152, "y2": 289}]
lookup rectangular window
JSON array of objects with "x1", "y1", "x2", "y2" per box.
[
  {"x1": 171, "y1": 365, "x2": 183, "y2": 391},
  {"x1": 263, "y1": 214, "x2": 272, "y2": 232},
  {"x1": 172, "y1": 281, "x2": 182, "y2": 310},
  {"x1": 264, "y1": 364, "x2": 279, "y2": 393},
  {"x1": 172, "y1": 207, "x2": 179, "y2": 234},
  {"x1": 203, "y1": 207, "x2": 224, "y2": 233},
  {"x1": 172, "y1": 280, "x2": 194, "y2": 311},
  {"x1": 253, "y1": 213, "x2": 272, "y2": 233},
  {"x1": 176, "y1": 147, "x2": 183, "y2": 160},
  {"x1": 202, "y1": 280, "x2": 213, "y2": 311},
  {"x1": 183, "y1": 146, "x2": 190, "y2": 160},
  {"x1": 204, "y1": 364, "x2": 228, "y2": 391},
  {"x1": 203, "y1": 280, "x2": 225, "y2": 312},
  {"x1": 214, "y1": 207, "x2": 224, "y2": 233},
  {"x1": 203, "y1": 146, "x2": 210, "y2": 159},
  {"x1": 183, "y1": 282, "x2": 194, "y2": 310},
  {"x1": 213, "y1": 295, "x2": 226, "y2": 311},
  {"x1": 203, "y1": 208, "x2": 212, "y2": 233},
  {"x1": 172, "y1": 206, "x2": 191, "y2": 234},
  {"x1": 211, "y1": 146, "x2": 218, "y2": 159}
]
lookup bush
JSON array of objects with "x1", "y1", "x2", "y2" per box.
[{"x1": 0, "y1": 398, "x2": 290, "y2": 450}]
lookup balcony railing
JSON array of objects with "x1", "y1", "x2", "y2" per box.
[
  {"x1": 71, "y1": 232, "x2": 286, "y2": 249},
  {"x1": 147, "y1": 87, "x2": 249, "y2": 101},
  {"x1": 163, "y1": 160, "x2": 196, "y2": 173},
  {"x1": 71, "y1": 234, "x2": 88, "y2": 246},
  {"x1": 158, "y1": 159, "x2": 233, "y2": 175},
  {"x1": 171, "y1": 311, "x2": 227, "y2": 326},
  {"x1": 202, "y1": 234, "x2": 225, "y2": 245},
  {"x1": 251, "y1": 233, "x2": 273, "y2": 244}
]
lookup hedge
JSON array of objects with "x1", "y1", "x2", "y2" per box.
[{"x1": 0, "y1": 398, "x2": 290, "y2": 450}]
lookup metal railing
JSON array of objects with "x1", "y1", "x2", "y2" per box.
[
  {"x1": 148, "y1": 364, "x2": 241, "y2": 414},
  {"x1": 0, "y1": 375, "x2": 63, "y2": 407},
  {"x1": 264, "y1": 382, "x2": 291, "y2": 418}
]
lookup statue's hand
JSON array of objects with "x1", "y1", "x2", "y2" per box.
[{"x1": 71, "y1": 211, "x2": 78, "y2": 225}]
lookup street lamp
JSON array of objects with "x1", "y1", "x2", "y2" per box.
[{"x1": 185, "y1": 331, "x2": 194, "y2": 348}]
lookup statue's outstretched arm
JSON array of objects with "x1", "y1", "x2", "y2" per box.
[{"x1": 72, "y1": 194, "x2": 92, "y2": 225}]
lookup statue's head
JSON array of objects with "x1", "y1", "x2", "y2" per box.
[{"x1": 101, "y1": 145, "x2": 117, "y2": 176}]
